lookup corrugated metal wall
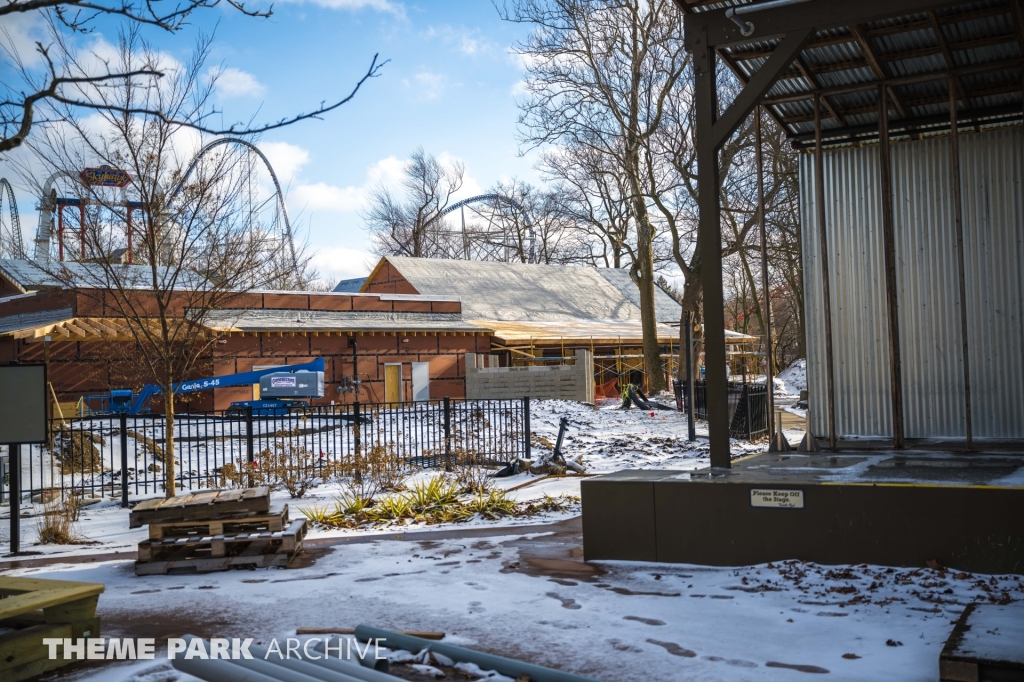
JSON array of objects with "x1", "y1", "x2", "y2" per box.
[{"x1": 800, "y1": 126, "x2": 1024, "y2": 440}]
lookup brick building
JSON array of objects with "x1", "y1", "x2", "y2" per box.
[{"x1": 0, "y1": 260, "x2": 490, "y2": 411}]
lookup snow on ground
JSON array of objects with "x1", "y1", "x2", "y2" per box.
[
  {"x1": 1, "y1": 400, "x2": 781, "y2": 559},
  {"x1": 774, "y1": 360, "x2": 807, "y2": 397},
  {"x1": 6, "y1": 529, "x2": 1022, "y2": 682}
]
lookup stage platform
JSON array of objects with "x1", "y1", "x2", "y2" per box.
[{"x1": 581, "y1": 450, "x2": 1024, "y2": 574}]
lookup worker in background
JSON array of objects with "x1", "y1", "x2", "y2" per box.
[{"x1": 620, "y1": 372, "x2": 672, "y2": 411}]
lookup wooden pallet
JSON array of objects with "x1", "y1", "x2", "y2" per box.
[
  {"x1": 147, "y1": 504, "x2": 289, "y2": 540},
  {"x1": 134, "y1": 518, "x2": 307, "y2": 575},
  {"x1": 130, "y1": 487, "x2": 270, "y2": 528},
  {"x1": 0, "y1": 577, "x2": 103, "y2": 682}
]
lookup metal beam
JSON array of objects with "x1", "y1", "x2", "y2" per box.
[
  {"x1": 849, "y1": 24, "x2": 909, "y2": 119},
  {"x1": 694, "y1": 32, "x2": 731, "y2": 468},
  {"x1": 683, "y1": 0, "x2": 964, "y2": 50},
  {"x1": 788, "y1": 102, "x2": 1024, "y2": 145},
  {"x1": 948, "y1": 78, "x2": 974, "y2": 451},
  {"x1": 928, "y1": 11, "x2": 971, "y2": 109},
  {"x1": 755, "y1": 106, "x2": 777, "y2": 440},
  {"x1": 710, "y1": 29, "x2": 813, "y2": 149},
  {"x1": 877, "y1": 85, "x2": 905, "y2": 449},
  {"x1": 813, "y1": 94, "x2": 837, "y2": 450},
  {"x1": 762, "y1": 58, "x2": 1024, "y2": 105},
  {"x1": 793, "y1": 56, "x2": 848, "y2": 127}
]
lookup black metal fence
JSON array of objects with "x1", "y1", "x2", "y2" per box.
[
  {"x1": 682, "y1": 380, "x2": 769, "y2": 441},
  {"x1": 9, "y1": 398, "x2": 529, "y2": 502}
]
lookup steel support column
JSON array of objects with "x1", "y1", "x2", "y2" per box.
[
  {"x1": 814, "y1": 95, "x2": 837, "y2": 450},
  {"x1": 949, "y1": 78, "x2": 973, "y2": 451},
  {"x1": 755, "y1": 106, "x2": 776, "y2": 438},
  {"x1": 694, "y1": 38, "x2": 730, "y2": 468},
  {"x1": 878, "y1": 84, "x2": 905, "y2": 449}
]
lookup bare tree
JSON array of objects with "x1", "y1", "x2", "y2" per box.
[
  {"x1": 365, "y1": 147, "x2": 464, "y2": 258},
  {"x1": 16, "y1": 29, "x2": 317, "y2": 497},
  {"x1": 502, "y1": 0, "x2": 687, "y2": 392},
  {"x1": 1, "y1": 6, "x2": 384, "y2": 152},
  {"x1": 543, "y1": 141, "x2": 635, "y2": 268}
]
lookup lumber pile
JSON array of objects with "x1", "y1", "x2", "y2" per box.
[
  {"x1": 0, "y1": 577, "x2": 104, "y2": 682},
  {"x1": 130, "y1": 487, "x2": 306, "y2": 575}
]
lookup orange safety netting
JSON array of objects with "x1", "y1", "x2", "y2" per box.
[{"x1": 594, "y1": 378, "x2": 620, "y2": 400}]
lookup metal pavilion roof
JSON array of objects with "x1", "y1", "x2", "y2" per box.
[{"x1": 676, "y1": 0, "x2": 1024, "y2": 146}]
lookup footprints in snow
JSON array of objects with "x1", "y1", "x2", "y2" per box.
[{"x1": 545, "y1": 592, "x2": 582, "y2": 610}]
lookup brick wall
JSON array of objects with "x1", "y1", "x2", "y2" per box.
[{"x1": 465, "y1": 349, "x2": 595, "y2": 403}]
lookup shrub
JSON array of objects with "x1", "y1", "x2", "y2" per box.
[
  {"x1": 467, "y1": 489, "x2": 518, "y2": 520},
  {"x1": 365, "y1": 443, "x2": 409, "y2": 492},
  {"x1": 36, "y1": 492, "x2": 85, "y2": 544}
]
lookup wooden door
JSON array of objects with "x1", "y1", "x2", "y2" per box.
[{"x1": 384, "y1": 364, "x2": 402, "y2": 404}]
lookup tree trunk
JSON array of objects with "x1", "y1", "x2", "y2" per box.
[
  {"x1": 636, "y1": 236, "x2": 666, "y2": 392},
  {"x1": 164, "y1": 387, "x2": 176, "y2": 498},
  {"x1": 678, "y1": 274, "x2": 704, "y2": 382}
]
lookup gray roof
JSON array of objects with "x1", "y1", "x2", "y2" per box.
[
  {"x1": 0, "y1": 307, "x2": 74, "y2": 335},
  {"x1": 204, "y1": 309, "x2": 482, "y2": 333},
  {"x1": 333, "y1": 277, "x2": 367, "y2": 293},
  {"x1": 383, "y1": 257, "x2": 682, "y2": 324},
  {"x1": 685, "y1": 1, "x2": 1024, "y2": 147},
  {"x1": 0, "y1": 259, "x2": 210, "y2": 293}
]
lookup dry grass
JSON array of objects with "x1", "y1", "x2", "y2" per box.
[
  {"x1": 209, "y1": 442, "x2": 339, "y2": 498},
  {"x1": 36, "y1": 492, "x2": 85, "y2": 544},
  {"x1": 364, "y1": 443, "x2": 410, "y2": 492}
]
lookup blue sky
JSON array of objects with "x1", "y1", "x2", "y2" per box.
[{"x1": 3, "y1": 1, "x2": 542, "y2": 285}]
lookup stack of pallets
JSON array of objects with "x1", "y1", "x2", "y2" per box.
[{"x1": 130, "y1": 487, "x2": 307, "y2": 576}]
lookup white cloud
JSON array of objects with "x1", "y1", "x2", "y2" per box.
[
  {"x1": 0, "y1": 12, "x2": 48, "y2": 69},
  {"x1": 207, "y1": 67, "x2": 267, "y2": 98},
  {"x1": 412, "y1": 71, "x2": 448, "y2": 100},
  {"x1": 290, "y1": 156, "x2": 404, "y2": 213},
  {"x1": 425, "y1": 25, "x2": 491, "y2": 56},
  {"x1": 309, "y1": 245, "x2": 378, "y2": 284},
  {"x1": 276, "y1": 0, "x2": 404, "y2": 17},
  {"x1": 259, "y1": 142, "x2": 310, "y2": 185}
]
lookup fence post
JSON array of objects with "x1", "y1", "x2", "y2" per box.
[
  {"x1": 119, "y1": 413, "x2": 129, "y2": 507},
  {"x1": 685, "y1": 312, "x2": 696, "y2": 442},
  {"x1": 9, "y1": 443, "x2": 20, "y2": 554},
  {"x1": 523, "y1": 396, "x2": 531, "y2": 463},
  {"x1": 443, "y1": 397, "x2": 452, "y2": 472},
  {"x1": 353, "y1": 399, "x2": 361, "y2": 455},
  {"x1": 744, "y1": 385, "x2": 752, "y2": 442},
  {"x1": 245, "y1": 407, "x2": 255, "y2": 488}
]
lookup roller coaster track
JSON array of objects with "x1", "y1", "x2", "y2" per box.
[
  {"x1": 0, "y1": 178, "x2": 24, "y2": 259},
  {"x1": 172, "y1": 138, "x2": 299, "y2": 278}
]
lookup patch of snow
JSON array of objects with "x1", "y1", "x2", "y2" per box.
[
  {"x1": 9, "y1": 534, "x2": 1022, "y2": 682},
  {"x1": 455, "y1": 661, "x2": 516, "y2": 681},
  {"x1": 774, "y1": 359, "x2": 807, "y2": 396}
]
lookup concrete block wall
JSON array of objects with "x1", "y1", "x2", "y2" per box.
[{"x1": 465, "y1": 349, "x2": 594, "y2": 403}]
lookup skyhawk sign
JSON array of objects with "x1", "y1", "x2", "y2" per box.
[{"x1": 79, "y1": 165, "x2": 132, "y2": 187}]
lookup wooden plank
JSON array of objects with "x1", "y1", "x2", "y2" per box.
[
  {"x1": 146, "y1": 507, "x2": 286, "y2": 541},
  {"x1": 0, "y1": 618, "x2": 99, "y2": 682},
  {"x1": 0, "y1": 579, "x2": 104, "y2": 621},
  {"x1": 215, "y1": 489, "x2": 244, "y2": 503},
  {"x1": 0, "y1": 623, "x2": 71, "y2": 669},
  {"x1": 186, "y1": 491, "x2": 219, "y2": 507},
  {"x1": 131, "y1": 496, "x2": 270, "y2": 527},
  {"x1": 130, "y1": 498, "x2": 165, "y2": 512},
  {"x1": 44, "y1": 595, "x2": 99, "y2": 623},
  {"x1": 241, "y1": 486, "x2": 270, "y2": 501}
]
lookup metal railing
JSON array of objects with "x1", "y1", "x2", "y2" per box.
[
  {"x1": 8, "y1": 398, "x2": 529, "y2": 503},
  {"x1": 683, "y1": 380, "x2": 769, "y2": 441}
]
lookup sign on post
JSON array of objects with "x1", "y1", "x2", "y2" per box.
[
  {"x1": 0, "y1": 364, "x2": 46, "y2": 555},
  {"x1": 79, "y1": 165, "x2": 132, "y2": 187},
  {"x1": 0, "y1": 364, "x2": 47, "y2": 445}
]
